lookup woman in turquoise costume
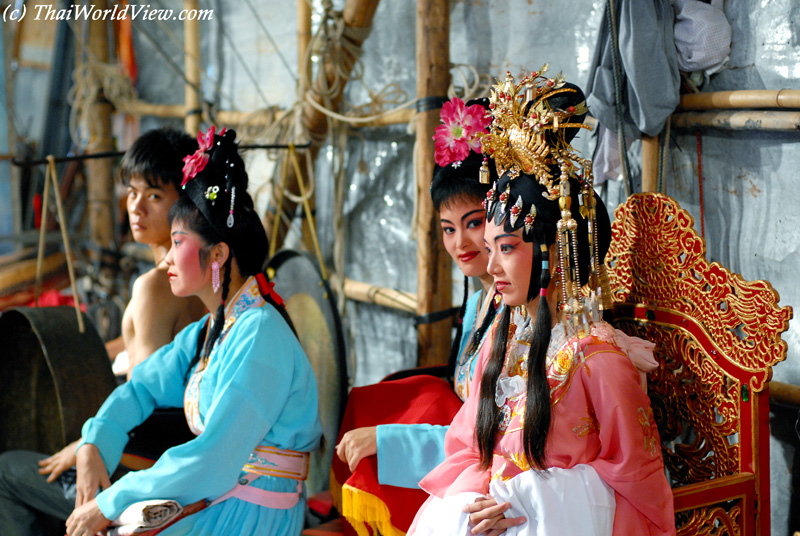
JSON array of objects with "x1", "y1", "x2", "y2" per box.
[
  {"x1": 65, "y1": 127, "x2": 322, "y2": 536},
  {"x1": 332, "y1": 98, "x2": 501, "y2": 534}
]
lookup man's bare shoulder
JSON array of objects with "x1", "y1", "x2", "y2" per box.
[{"x1": 130, "y1": 264, "x2": 189, "y2": 314}]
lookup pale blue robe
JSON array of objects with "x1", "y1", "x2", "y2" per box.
[
  {"x1": 376, "y1": 289, "x2": 488, "y2": 489},
  {"x1": 80, "y1": 277, "x2": 322, "y2": 535}
]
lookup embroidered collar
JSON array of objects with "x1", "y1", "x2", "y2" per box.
[
  {"x1": 185, "y1": 276, "x2": 265, "y2": 436},
  {"x1": 209, "y1": 276, "x2": 266, "y2": 352},
  {"x1": 495, "y1": 307, "x2": 580, "y2": 407}
]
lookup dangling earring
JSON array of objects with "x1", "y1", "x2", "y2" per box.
[{"x1": 212, "y1": 261, "x2": 220, "y2": 293}]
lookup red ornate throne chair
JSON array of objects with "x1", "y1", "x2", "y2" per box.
[{"x1": 605, "y1": 193, "x2": 792, "y2": 535}]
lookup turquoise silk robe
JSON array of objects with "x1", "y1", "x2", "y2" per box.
[
  {"x1": 376, "y1": 289, "x2": 492, "y2": 488},
  {"x1": 80, "y1": 277, "x2": 322, "y2": 535}
]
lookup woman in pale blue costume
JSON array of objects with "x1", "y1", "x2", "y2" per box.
[
  {"x1": 65, "y1": 127, "x2": 322, "y2": 536},
  {"x1": 336, "y1": 98, "x2": 500, "y2": 492}
]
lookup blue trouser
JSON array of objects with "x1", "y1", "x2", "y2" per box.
[{"x1": 0, "y1": 450, "x2": 75, "y2": 536}]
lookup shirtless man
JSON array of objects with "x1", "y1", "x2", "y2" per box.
[
  {"x1": 0, "y1": 128, "x2": 206, "y2": 536},
  {"x1": 113, "y1": 128, "x2": 207, "y2": 378}
]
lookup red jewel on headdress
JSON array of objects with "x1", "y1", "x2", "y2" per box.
[
  {"x1": 510, "y1": 205, "x2": 520, "y2": 215},
  {"x1": 486, "y1": 189, "x2": 494, "y2": 199},
  {"x1": 524, "y1": 215, "x2": 534, "y2": 225},
  {"x1": 568, "y1": 106, "x2": 575, "y2": 113},
  {"x1": 499, "y1": 192, "x2": 508, "y2": 202},
  {"x1": 546, "y1": 79, "x2": 554, "y2": 87}
]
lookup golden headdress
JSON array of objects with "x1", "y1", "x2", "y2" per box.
[{"x1": 481, "y1": 65, "x2": 609, "y2": 327}]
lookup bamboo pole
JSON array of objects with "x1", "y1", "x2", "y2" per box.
[
  {"x1": 264, "y1": 0, "x2": 381, "y2": 251},
  {"x1": 297, "y1": 0, "x2": 317, "y2": 257},
  {"x1": 125, "y1": 101, "x2": 187, "y2": 119},
  {"x1": 297, "y1": 0, "x2": 312, "y2": 74},
  {"x1": 124, "y1": 99, "x2": 407, "y2": 129},
  {"x1": 641, "y1": 134, "x2": 659, "y2": 192},
  {"x1": 340, "y1": 277, "x2": 417, "y2": 314},
  {"x1": 416, "y1": 0, "x2": 451, "y2": 367},
  {"x1": 85, "y1": 0, "x2": 115, "y2": 249},
  {"x1": 671, "y1": 110, "x2": 800, "y2": 131},
  {"x1": 678, "y1": 89, "x2": 800, "y2": 111},
  {"x1": 124, "y1": 100, "x2": 288, "y2": 126},
  {"x1": 770, "y1": 380, "x2": 800, "y2": 410},
  {"x1": 184, "y1": 0, "x2": 201, "y2": 135},
  {"x1": 356, "y1": 108, "x2": 415, "y2": 128}
]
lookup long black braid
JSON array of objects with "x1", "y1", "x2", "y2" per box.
[
  {"x1": 522, "y1": 234, "x2": 553, "y2": 470},
  {"x1": 476, "y1": 305, "x2": 511, "y2": 468}
]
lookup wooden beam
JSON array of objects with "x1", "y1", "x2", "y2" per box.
[
  {"x1": 415, "y1": 0, "x2": 451, "y2": 367},
  {"x1": 85, "y1": 0, "x2": 115, "y2": 249},
  {"x1": 184, "y1": 0, "x2": 201, "y2": 135}
]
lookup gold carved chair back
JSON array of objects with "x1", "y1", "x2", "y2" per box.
[{"x1": 605, "y1": 193, "x2": 792, "y2": 536}]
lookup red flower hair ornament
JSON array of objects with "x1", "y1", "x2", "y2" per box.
[
  {"x1": 181, "y1": 125, "x2": 228, "y2": 187},
  {"x1": 432, "y1": 98, "x2": 491, "y2": 168}
]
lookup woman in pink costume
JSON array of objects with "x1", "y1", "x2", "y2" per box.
[{"x1": 409, "y1": 70, "x2": 675, "y2": 536}]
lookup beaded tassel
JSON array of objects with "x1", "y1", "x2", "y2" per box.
[{"x1": 227, "y1": 186, "x2": 236, "y2": 228}]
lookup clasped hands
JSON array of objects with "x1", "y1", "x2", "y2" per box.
[
  {"x1": 463, "y1": 495, "x2": 526, "y2": 536},
  {"x1": 336, "y1": 427, "x2": 525, "y2": 535}
]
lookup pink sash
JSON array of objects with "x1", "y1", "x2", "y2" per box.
[{"x1": 211, "y1": 445, "x2": 310, "y2": 509}]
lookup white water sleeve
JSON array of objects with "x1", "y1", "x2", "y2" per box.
[
  {"x1": 490, "y1": 464, "x2": 615, "y2": 536},
  {"x1": 412, "y1": 464, "x2": 614, "y2": 536}
]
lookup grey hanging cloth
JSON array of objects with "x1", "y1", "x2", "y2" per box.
[{"x1": 585, "y1": 0, "x2": 681, "y2": 138}]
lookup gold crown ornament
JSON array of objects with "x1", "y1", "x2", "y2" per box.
[
  {"x1": 481, "y1": 65, "x2": 605, "y2": 330},
  {"x1": 480, "y1": 64, "x2": 591, "y2": 200}
]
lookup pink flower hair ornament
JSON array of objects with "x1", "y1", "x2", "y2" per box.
[
  {"x1": 181, "y1": 125, "x2": 228, "y2": 187},
  {"x1": 432, "y1": 98, "x2": 492, "y2": 168}
]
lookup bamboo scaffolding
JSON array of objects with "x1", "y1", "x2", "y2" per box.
[
  {"x1": 415, "y1": 0, "x2": 451, "y2": 367},
  {"x1": 263, "y1": 0, "x2": 381, "y2": 252},
  {"x1": 678, "y1": 89, "x2": 800, "y2": 111},
  {"x1": 184, "y1": 0, "x2": 201, "y2": 135},
  {"x1": 671, "y1": 110, "x2": 800, "y2": 131}
]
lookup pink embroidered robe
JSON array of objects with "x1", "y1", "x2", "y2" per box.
[{"x1": 413, "y1": 321, "x2": 676, "y2": 535}]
